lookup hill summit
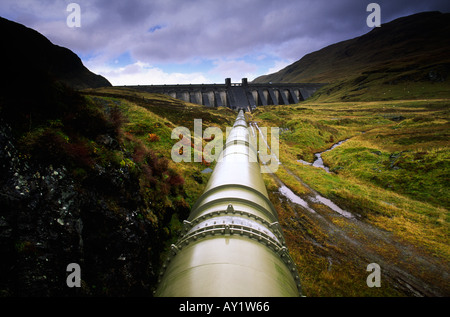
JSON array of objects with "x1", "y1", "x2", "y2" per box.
[
  {"x1": 253, "y1": 11, "x2": 450, "y2": 101},
  {"x1": 0, "y1": 16, "x2": 111, "y2": 90}
]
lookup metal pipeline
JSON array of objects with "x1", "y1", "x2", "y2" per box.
[{"x1": 155, "y1": 110, "x2": 301, "y2": 297}]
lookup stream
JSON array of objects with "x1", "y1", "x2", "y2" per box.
[
  {"x1": 277, "y1": 168, "x2": 354, "y2": 219},
  {"x1": 278, "y1": 184, "x2": 316, "y2": 214},
  {"x1": 249, "y1": 122, "x2": 448, "y2": 296},
  {"x1": 297, "y1": 138, "x2": 350, "y2": 173},
  {"x1": 252, "y1": 121, "x2": 353, "y2": 219}
]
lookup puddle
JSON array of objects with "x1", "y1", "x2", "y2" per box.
[
  {"x1": 277, "y1": 168, "x2": 354, "y2": 219},
  {"x1": 201, "y1": 167, "x2": 213, "y2": 174},
  {"x1": 310, "y1": 195, "x2": 354, "y2": 219},
  {"x1": 279, "y1": 184, "x2": 354, "y2": 218},
  {"x1": 312, "y1": 153, "x2": 330, "y2": 172},
  {"x1": 298, "y1": 138, "x2": 349, "y2": 173},
  {"x1": 278, "y1": 185, "x2": 315, "y2": 213}
]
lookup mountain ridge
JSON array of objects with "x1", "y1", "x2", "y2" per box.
[
  {"x1": 0, "y1": 16, "x2": 111, "y2": 90},
  {"x1": 253, "y1": 11, "x2": 450, "y2": 101}
]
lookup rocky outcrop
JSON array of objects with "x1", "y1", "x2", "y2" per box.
[
  {"x1": 0, "y1": 16, "x2": 190, "y2": 297},
  {"x1": 0, "y1": 117, "x2": 187, "y2": 296}
]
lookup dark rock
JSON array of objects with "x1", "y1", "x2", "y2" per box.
[{"x1": 0, "y1": 118, "x2": 182, "y2": 296}]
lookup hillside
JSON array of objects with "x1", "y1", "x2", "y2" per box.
[
  {"x1": 253, "y1": 11, "x2": 450, "y2": 101},
  {"x1": 0, "y1": 84, "x2": 235, "y2": 295},
  {"x1": 253, "y1": 99, "x2": 449, "y2": 296},
  {"x1": 0, "y1": 17, "x2": 235, "y2": 296},
  {"x1": 0, "y1": 16, "x2": 111, "y2": 90},
  {"x1": 0, "y1": 13, "x2": 448, "y2": 298}
]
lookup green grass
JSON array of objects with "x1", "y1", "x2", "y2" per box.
[
  {"x1": 263, "y1": 172, "x2": 403, "y2": 297},
  {"x1": 82, "y1": 87, "x2": 237, "y2": 208},
  {"x1": 75, "y1": 90, "x2": 449, "y2": 296},
  {"x1": 253, "y1": 99, "x2": 450, "y2": 263},
  {"x1": 82, "y1": 88, "x2": 241, "y2": 269},
  {"x1": 308, "y1": 74, "x2": 450, "y2": 103},
  {"x1": 255, "y1": 98, "x2": 449, "y2": 296}
]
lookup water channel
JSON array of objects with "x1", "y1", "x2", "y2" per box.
[
  {"x1": 297, "y1": 138, "x2": 350, "y2": 173},
  {"x1": 252, "y1": 121, "x2": 354, "y2": 219}
]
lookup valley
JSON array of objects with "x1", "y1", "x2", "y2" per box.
[
  {"x1": 252, "y1": 99, "x2": 449, "y2": 296},
  {"x1": 1, "y1": 10, "x2": 448, "y2": 297},
  {"x1": 80, "y1": 88, "x2": 450, "y2": 296}
]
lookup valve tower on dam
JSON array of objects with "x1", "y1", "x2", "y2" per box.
[{"x1": 125, "y1": 78, "x2": 325, "y2": 111}]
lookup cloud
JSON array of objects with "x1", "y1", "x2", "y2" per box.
[
  {"x1": 2, "y1": 0, "x2": 450, "y2": 84},
  {"x1": 267, "y1": 59, "x2": 292, "y2": 74},
  {"x1": 1, "y1": 0, "x2": 364, "y2": 62},
  {"x1": 87, "y1": 60, "x2": 209, "y2": 85},
  {"x1": 209, "y1": 59, "x2": 260, "y2": 82}
]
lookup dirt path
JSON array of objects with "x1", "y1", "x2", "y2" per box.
[{"x1": 270, "y1": 165, "x2": 449, "y2": 297}]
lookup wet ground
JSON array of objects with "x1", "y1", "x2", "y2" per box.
[
  {"x1": 297, "y1": 138, "x2": 350, "y2": 173},
  {"x1": 271, "y1": 165, "x2": 449, "y2": 296},
  {"x1": 251, "y1": 120, "x2": 449, "y2": 296}
]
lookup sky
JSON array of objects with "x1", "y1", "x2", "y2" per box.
[{"x1": 1, "y1": 0, "x2": 450, "y2": 85}]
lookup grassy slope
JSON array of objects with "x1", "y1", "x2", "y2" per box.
[
  {"x1": 252, "y1": 99, "x2": 449, "y2": 296},
  {"x1": 2, "y1": 81, "x2": 237, "y2": 294},
  {"x1": 82, "y1": 87, "x2": 236, "y2": 210},
  {"x1": 253, "y1": 100, "x2": 449, "y2": 252},
  {"x1": 104, "y1": 88, "x2": 449, "y2": 296},
  {"x1": 80, "y1": 87, "x2": 239, "y2": 269},
  {"x1": 254, "y1": 12, "x2": 450, "y2": 103},
  {"x1": 86, "y1": 87, "x2": 448, "y2": 296}
]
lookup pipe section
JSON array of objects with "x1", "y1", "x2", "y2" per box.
[{"x1": 155, "y1": 110, "x2": 301, "y2": 297}]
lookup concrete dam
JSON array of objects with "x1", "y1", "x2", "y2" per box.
[{"x1": 125, "y1": 78, "x2": 325, "y2": 110}]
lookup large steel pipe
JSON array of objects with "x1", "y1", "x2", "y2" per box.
[{"x1": 155, "y1": 110, "x2": 301, "y2": 297}]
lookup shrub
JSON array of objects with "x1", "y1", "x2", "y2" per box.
[
  {"x1": 141, "y1": 165, "x2": 157, "y2": 186},
  {"x1": 23, "y1": 128, "x2": 93, "y2": 168},
  {"x1": 132, "y1": 144, "x2": 150, "y2": 163},
  {"x1": 109, "y1": 105, "x2": 125, "y2": 136},
  {"x1": 168, "y1": 172, "x2": 184, "y2": 187},
  {"x1": 151, "y1": 155, "x2": 169, "y2": 177},
  {"x1": 64, "y1": 141, "x2": 94, "y2": 168},
  {"x1": 148, "y1": 133, "x2": 160, "y2": 142}
]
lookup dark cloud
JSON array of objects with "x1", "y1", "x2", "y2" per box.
[{"x1": 1, "y1": 0, "x2": 449, "y2": 83}]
